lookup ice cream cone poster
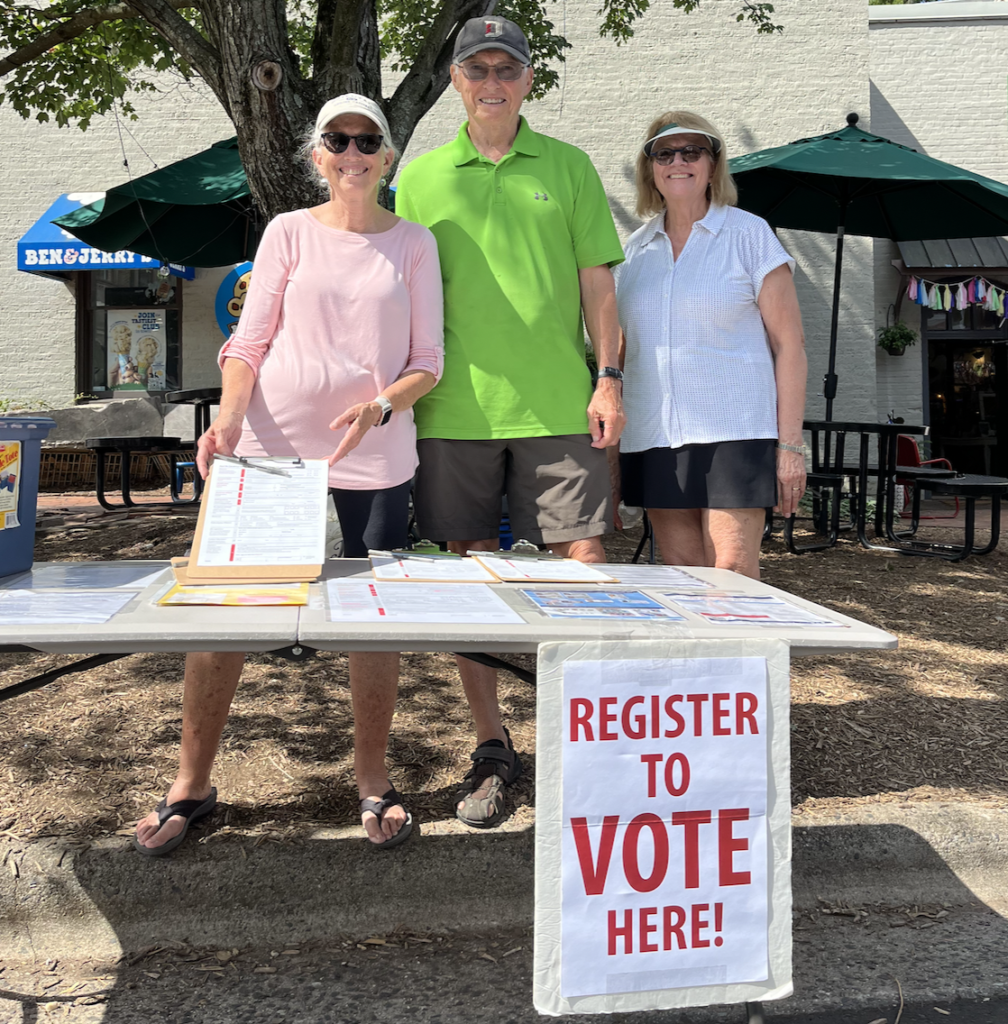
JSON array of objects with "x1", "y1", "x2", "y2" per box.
[
  {"x1": 107, "y1": 309, "x2": 166, "y2": 390},
  {"x1": 0, "y1": 441, "x2": 21, "y2": 529}
]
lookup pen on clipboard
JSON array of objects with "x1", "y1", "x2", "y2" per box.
[
  {"x1": 368, "y1": 548, "x2": 438, "y2": 562},
  {"x1": 468, "y1": 549, "x2": 565, "y2": 560},
  {"x1": 213, "y1": 454, "x2": 291, "y2": 478}
]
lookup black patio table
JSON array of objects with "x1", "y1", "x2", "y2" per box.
[
  {"x1": 84, "y1": 435, "x2": 191, "y2": 511},
  {"x1": 803, "y1": 420, "x2": 956, "y2": 557},
  {"x1": 163, "y1": 387, "x2": 222, "y2": 502}
]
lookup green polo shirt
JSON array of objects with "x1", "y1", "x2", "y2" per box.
[{"x1": 395, "y1": 117, "x2": 624, "y2": 440}]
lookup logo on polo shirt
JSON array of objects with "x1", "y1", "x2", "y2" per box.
[
  {"x1": 534, "y1": 192, "x2": 549, "y2": 201},
  {"x1": 484, "y1": 19, "x2": 503, "y2": 36}
]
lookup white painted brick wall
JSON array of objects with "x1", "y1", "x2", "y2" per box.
[
  {"x1": 0, "y1": 80, "x2": 233, "y2": 408},
  {"x1": 870, "y1": 7, "x2": 1008, "y2": 424}
]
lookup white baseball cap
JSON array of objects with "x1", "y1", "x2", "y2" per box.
[
  {"x1": 643, "y1": 123, "x2": 722, "y2": 157},
  {"x1": 315, "y1": 94, "x2": 392, "y2": 146}
]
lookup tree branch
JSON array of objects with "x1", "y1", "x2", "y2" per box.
[
  {"x1": 0, "y1": 0, "x2": 194, "y2": 77},
  {"x1": 122, "y1": 0, "x2": 224, "y2": 98},
  {"x1": 310, "y1": 0, "x2": 338, "y2": 77},
  {"x1": 389, "y1": 0, "x2": 493, "y2": 149}
]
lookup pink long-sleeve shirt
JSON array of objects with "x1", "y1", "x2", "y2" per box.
[{"x1": 220, "y1": 209, "x2": 444, "y2": 489}]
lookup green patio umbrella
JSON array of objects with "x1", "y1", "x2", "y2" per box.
[
  {"x1": 730, "y1": 114, "x2": 1008, "y2": 419},
  {"x1": 53, "y1": 138, "x2": 258, "y2": 268}
]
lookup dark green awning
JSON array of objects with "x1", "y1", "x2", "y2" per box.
[{"x1": 53, "y1": 138, "x2": 257, "y2": 267}]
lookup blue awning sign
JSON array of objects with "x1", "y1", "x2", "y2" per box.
[{"x1": 17, "y1": 194, "x2": 195, "y2": 279}]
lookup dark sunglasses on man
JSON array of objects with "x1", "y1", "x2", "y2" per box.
[
  {"x1": 321, "y1": 132, "x2": 384, "y2": 155},
  {"x1": 456, "y1": 60, "x2": 528, "y2": 82},
  {"x1": 651, "y1": 145, "x2": 712, "y2": 166}
]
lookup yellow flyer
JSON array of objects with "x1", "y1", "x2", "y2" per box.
[
  {"x1": 157, "y1": 582, "x2": 309, "y2": 606},
  {"x1": 0, "y1": 442, "x2": 21, "y2": 529}
]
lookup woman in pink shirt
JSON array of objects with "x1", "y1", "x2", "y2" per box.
[{"x1": 134, "y1": 95, "x2": 443, "y2": 855}]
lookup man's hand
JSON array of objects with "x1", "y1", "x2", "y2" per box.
[
  {"x1": 196, "y1": 413, "x2": 244, "y2": 479},
  {"x1": 328, "y1": 402, "x2": 383, "y2": 465},
  {"x1": 587, "y1": 377, "x2": 626, "y2": 448}
]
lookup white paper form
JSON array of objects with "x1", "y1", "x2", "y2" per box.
[
  {"x1": 474, "y1": 554, "x2": 615, "y2": 583},
  {"x1": 326, "y1": 580, "x2": 525, "y2": 624},
  {"x1": 195, "y1": 458, "x2": 328, "y2": 567},
  {"x1": 13, "y1": 564, "x2": 168, "y2": 590},
  {"x1": 370, "y1": 555, "x2": 498, "y2": 583},
  {"x1": 664, "y1": 593, "x2": 845, "y2": 627},
  {"x1": 521, "y1": 589, "x2": 686, "y2": 620},
  {"x1": 0, "y1": 590, "x2": 134, "y2": 624},
  {"x1": 598, "y1": 565, "x2": 712, "y2": 589}
]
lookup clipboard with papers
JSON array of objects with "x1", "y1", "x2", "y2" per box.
[
  {"x1": 180, "y1": 456, "x2": 329, "y2": 583},
  {"x1": 368, "y1": 551, "x2": 500, "y2": 583},
  {"x1": 470, "y1": 552, "x2": 617, "y2": 583}
]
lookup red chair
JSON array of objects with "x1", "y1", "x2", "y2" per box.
[{"x1": 896, "y1": 435, "x2": 959, "y2": 520}]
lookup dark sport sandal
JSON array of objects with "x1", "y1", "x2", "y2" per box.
[
  {"x1": 132, "y1": 788, "x2": 218, "y2": 857},
  {"x1": 360, "y1": 788, "x2": 413, "y2": 850},
  {"x1": 455, "y1": 727, "x2": 523, "y2": 829}
]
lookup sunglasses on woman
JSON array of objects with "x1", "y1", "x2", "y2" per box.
[
  {"x1": 651, "y1": 145, "x2": 712, "y2": 166},
  {"x1": 321, "y1": 132, "x2": 384, "y2": 155}
]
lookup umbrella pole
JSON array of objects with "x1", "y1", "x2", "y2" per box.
[{"x1": 824, "y1": 224, "x2": 844, "y2": 422}]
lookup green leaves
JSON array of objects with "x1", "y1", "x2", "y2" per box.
[
  {"x1": 0, "y1": 2, "x2": 197, "y2": 130},
  {"x1": 0, "y1": 0, "x2": 784, "y2": 134}
]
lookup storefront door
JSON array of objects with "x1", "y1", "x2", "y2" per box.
[{"x1": 924, "y1": 303, "x2": 1008, "y2": 477}]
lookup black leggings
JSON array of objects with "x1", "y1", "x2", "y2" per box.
[{"x1": 330, "y1": 480, "x2": 412, "y2": 558}]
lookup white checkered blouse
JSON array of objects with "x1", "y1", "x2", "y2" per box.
[{"x1": 615, "y1": 204, "x2": 795, "y2": 454}]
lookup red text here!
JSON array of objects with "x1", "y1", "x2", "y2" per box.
[{"x1": 607, "y1": 902, "x2": 726, "y2": 955}]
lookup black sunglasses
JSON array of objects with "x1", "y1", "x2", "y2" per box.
[
  {"x1": 321, "y1": 132, "x2": 384, "y2": 155},
  {"x1": 651, "y1": 145, "x2": 712, "y2": 166}
]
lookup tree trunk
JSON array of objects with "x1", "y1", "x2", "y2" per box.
[
  {"x1": 203, "y1": 0, "x2": 319, "y2": 220},
  {"x1": 196, "y1": 0, "x2": 464, "y2": 223}
]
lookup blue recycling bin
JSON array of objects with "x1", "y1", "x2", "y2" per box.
[{"x1": 0, "y1": 416, "x2": 57, "y2": 578}]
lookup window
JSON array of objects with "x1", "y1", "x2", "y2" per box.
[{"x1": 76, "y1": 268, "x2": 183, "y2": 396}]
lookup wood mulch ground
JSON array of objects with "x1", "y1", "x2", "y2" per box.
[{"x1": 1, "y1": 511, "x2": 1005, "y2": 845}]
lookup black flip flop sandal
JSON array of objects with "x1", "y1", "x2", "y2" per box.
[
  {"x1": 132, "y1": 788, "x2": 218, "y2": 857},
  {"x1": 360, "y1": 788, "x2": 413, "y2": 850}
]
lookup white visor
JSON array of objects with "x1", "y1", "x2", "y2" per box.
[{"x1": 643, "y1": 124, "x2": 722, "y2": 157}]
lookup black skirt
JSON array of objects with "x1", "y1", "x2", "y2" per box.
[{"x1": 620, "y1": 439, "x2": 777, "y2": 510}]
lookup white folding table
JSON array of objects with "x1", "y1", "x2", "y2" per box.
[{"x1": 0, "y1": 559, "x2": 896, "y2": 1021}]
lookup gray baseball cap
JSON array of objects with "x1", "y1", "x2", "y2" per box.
[{"x1": 453, "y1": 16, "x2": 530, "y2": 65}]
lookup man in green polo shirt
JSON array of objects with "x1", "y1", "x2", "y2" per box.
[{"x1": 395, "y1": 15, "x2": 625, "y2": 828}]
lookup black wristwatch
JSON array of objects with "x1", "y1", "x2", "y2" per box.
[
  {"x1": 374, "y1": 395, "x2": 394, "y2": 426},
  {"x1": 597, "y1": 366, "x2": 624, "y2": 382}
]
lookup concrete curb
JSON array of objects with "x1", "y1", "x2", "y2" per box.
[{"x1": 2, "y1": 802, "x2": 1006, "y2": 1015}]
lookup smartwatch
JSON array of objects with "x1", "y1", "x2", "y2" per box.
[
  {"x1": 374, "y1": 395, "x2": 394, "y2": 426},
  {"x1": 597, "y1": 366, "x2": 624, "y2": 382}
]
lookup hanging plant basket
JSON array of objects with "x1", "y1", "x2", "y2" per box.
[{"x1": 878, "y1": 319, "x2": 917, "y2": 357}]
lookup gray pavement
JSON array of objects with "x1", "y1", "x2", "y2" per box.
[{"x1": 1, "y1": 800, "x2": 1006, "y2": 1021}]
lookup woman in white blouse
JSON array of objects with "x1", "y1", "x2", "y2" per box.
[{"x1": 615, "y1": 111, "x2": 807, "y2": 579}]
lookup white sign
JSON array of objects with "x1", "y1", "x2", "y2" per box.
[
  {"x1": 561, "y1": 655, "x2": 768, "y2": 997},
  {"x1": 534, "y1": 639, "x2": 793, "y2": 1016}
]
